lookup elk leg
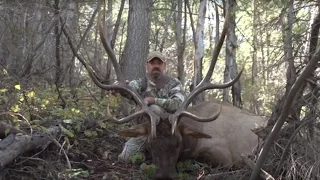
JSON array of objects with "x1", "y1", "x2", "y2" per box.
[{"x1": 118, "y1": 136, "x2": 147, "y2": 163}]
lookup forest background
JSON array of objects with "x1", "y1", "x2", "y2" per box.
[{"x1": 0, "y1": 0, "x2": 319, "y2": 180}]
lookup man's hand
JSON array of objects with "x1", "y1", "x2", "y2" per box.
[
  {"x1": 135, "y1": 97, "x2": 155, "y2": 112},
  {"x1": 143, "y1": 97, "x2": 155, "y2": 105},
  {"x1": 136, "y1": 97, "x2": 154, "y2": 111}
]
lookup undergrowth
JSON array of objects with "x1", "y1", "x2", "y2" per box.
[{"x1": 0, "y1": 82, "x2": 320, "y2": 180}]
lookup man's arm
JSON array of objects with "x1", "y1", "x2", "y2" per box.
[
  {"x1": 153, "y1": 79, "x2": 185, "y2": 113},
  {"x1": 128, "y1": 79, "x2": 142, "y2": 94},
  {"x1": 113, "y1": 79, "x2": 142, "y2": 99}
]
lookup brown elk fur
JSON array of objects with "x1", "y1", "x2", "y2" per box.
[{"x1": 119, "y1": 101, "x2": 267, "y2": 179}]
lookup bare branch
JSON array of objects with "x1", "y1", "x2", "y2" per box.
[{"x1": 250, "y1": 38, "x2": 320, "y2": 180}]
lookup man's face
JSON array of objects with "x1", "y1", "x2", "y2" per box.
[{"x1": 146, "y1": 58, "x2": 166, "y2": 81}]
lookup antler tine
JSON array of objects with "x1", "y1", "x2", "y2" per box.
[
  {"x1": 107, "y1": 105, "x2": 147, "y2": 123},
  {"x1": 181, "y1": 69, "x2": 242, "y2": 111},
  {"x1": 97, "y1": 10, "x2": 159, "y2": 138},
  {"x1": 170, "y1": 7, "x2": 243, "y2": 134},
  {"x1": 202, "y1": 8, "x2": 230, "y2": 84},
  {"x1": 98, "y1": 11, "x2": 125, "y2": 83},
  {"x1": 179, "y1": 104, "x2": 222, "y2": 122},
  {"x1": 180, "y1": 8, "x2": 231, "y2": 112},
  {"x1": 62, "y1": 7, "x2": 159, "y2": 137},
  {"x1": 169, "y1": 70, "x2": 242, "y2": 133}
]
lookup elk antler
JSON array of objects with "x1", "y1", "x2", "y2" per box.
[
  {"x1": 169, "y1": 7, "x2": 243, "y2": 134},
  {"x1": 98, "y1": 11, "x2": 161, "y2": 138},
  {"x1": 62, "y1": 8, "x2": 160, "y2": 138}
]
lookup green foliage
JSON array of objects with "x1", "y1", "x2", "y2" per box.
[
  {"x1": 60, "y1": 168, "x2": 90, "y2": 179},
  {"x1": 84, "y1": 130, "x2": 98, "y2": 137},
  {"x1": 0, "y1": 88, "x2": 8, "y2": 93},
  {"x1": 0, "y1": 88, "x2": 7, "y2": 105},
  {"x1": 130, "y1": 152, "x2": 145, "y2": 164},
  {"x1": 14, "y1": 84, "x2": 21, "y2": 90},
  {"x1": 4, "y1": 128, "x2": 10, "y2": 136},
  {"x1": 59, "y1": 124, "x2": 75, "y2": 138},
  {"x1": 176, "y1": 172, "x2": 190, "y2": 180},
  {"x1": 137, "y1": 159, "x2": 204, "y2": 180},
  {"x1": 177, "y1": 160, "x2": 201, "y2": 173},
  {"x1": 140, "y1": 163, "x2": 156, "y2": 180},
  {"x1": 0, "y1": 81, "x2": 122, "y2": 141}
]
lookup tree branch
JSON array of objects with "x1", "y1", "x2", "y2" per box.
[{"x1": 249, "y1": 41, "x2": 320, "y2": 180}]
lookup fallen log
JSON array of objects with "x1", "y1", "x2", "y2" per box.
[
  {"x1": 0, "y1": 124, "x2": 61, "y2": 170},
  {"x1": 0, "y1": 122, "x2": 24, "y2": 138}
]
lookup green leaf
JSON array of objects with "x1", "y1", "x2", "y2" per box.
[
  {"x1": 64, "y1": 168, "x2": 89, "y2": 177},
  {"x1": 59, "y1": 124, "x2": 74, "y2": 137},
  {"x1": 27, "y1": 91, "x2": 35, "y2": 98},
  {"x1": 81, "y1": 170, "x2": 89, "y2": 177},
  {"x1": 130, "y1": 152, "x2": 144, "y2": 164},
  {"x1": 140, "y1": 162, "x2": 147, "y2": 170},
  {"x1": 2, "y1": 69, "x2": 8, "y2": 75},
  {"x1": 177, "y1": 172, "x2": 189, "y2": 179},
  {"x1": 71, "y1": 108, "x2": 80, "y2": 114},
  {"x1": 63, "y1": 119, "x2": 73, "y2": 124},
  {"x1": 10, "y1": 104, "x2": 20, "y2": 112},
  {"x1": 84, "y1": 130, "x2": 92, "y2": 137},
  {"x1": 140, "y1": 163, "x2": 156, "y2": 179},
  {"x1": 91, "y1": 131, "x2": 98, "y2": 136},
  {"x1": 98, "y1": 121, "x2": 107, "y2": 128},
  {"x1": 84, "y1": 130, "x2": 98, "y2": 137},
  {"x1": 14, "y1": 84, "x2": 21, "y2": 90},
  {"x1": 0, "y1": 89, "x2": 8, "y2": 93},
  {"x1": 4, "y1": 129, "x2": 10, "y2": 136}
]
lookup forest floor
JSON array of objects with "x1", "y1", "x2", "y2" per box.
[{"x1": 2, "y1": 124, "x2": 254, "y2": 180}]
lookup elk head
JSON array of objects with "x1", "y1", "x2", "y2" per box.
[{"x1": 64, "y1": 6, "x2": 242, "y2": 180}]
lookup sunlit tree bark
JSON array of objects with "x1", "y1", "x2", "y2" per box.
[
  {"x1": 223, "y1": 0, "x2": 242, "y2": 108},
  {"x1": 193, "y1": 0, "x2": 206, "y2": 104},
  {"x1": 175, "y1": 0, "x2": 186, "y2": 85}
]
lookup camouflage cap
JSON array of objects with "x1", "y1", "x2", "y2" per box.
[{"x1": 146, "y1": 51, "x2": 166, "y2": 63}]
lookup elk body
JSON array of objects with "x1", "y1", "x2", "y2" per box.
[
  {"x1": 120, "y1": 101, "x2": 266, "y2": 179},
  {"x1": 68, "y1": 4, "x2": 267, "y2": 180}
]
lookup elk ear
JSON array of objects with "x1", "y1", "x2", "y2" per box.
[
  {"x1": 119, "y1": 123, "x2": 151, "y2": 137},
  {"x1": 180, "y1": 127, "x2": 212, "y2": 139}
]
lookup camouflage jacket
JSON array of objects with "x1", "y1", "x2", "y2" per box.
[{"x1": 128, "y1": 75, "x2": 185, "y2": 113}]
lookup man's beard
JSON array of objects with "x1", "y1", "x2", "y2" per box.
[
  {"x1": 151, "y1": 71, "x2": 161, "y2": 80},
  {"x1": 151, "y1": 68, "x2": 161, "y2": 80}
]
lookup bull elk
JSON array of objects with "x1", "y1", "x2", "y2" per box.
[{"x1": 64, "y1": 6, "x2": 267, "y2": 180}]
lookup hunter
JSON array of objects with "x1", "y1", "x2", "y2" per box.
[{"x1": 118, "y1": 51, "x2": 185, "y2": 162}]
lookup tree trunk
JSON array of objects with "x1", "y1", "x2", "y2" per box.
[
  {"x1": 175, "y1": 0, "x2": 185, "y2": 85},
  {"x1": 193, "y1": 0, "x2": 207, "y2": 105},
  {"x1": 223, "y1": 0, "x2": 242, "y2": 108},
  {"x1": 185, "y1": 0, "x2": 196, "y2": 46},
  {"x1": 250, "y1": 0, "x2": 258, "y2": 113},
  {"x1": 54, "y1": 0, "x2": 62, "y2": 88},
  {"x1": 266, "y1": 0, "x2": 296, "y2": 128},
  {"x1": 122, "y1": 0, "x2": 152, "y2": 80},
  {"x1": 293, "y1": 1, "x2": 320, "y2": 139}
]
